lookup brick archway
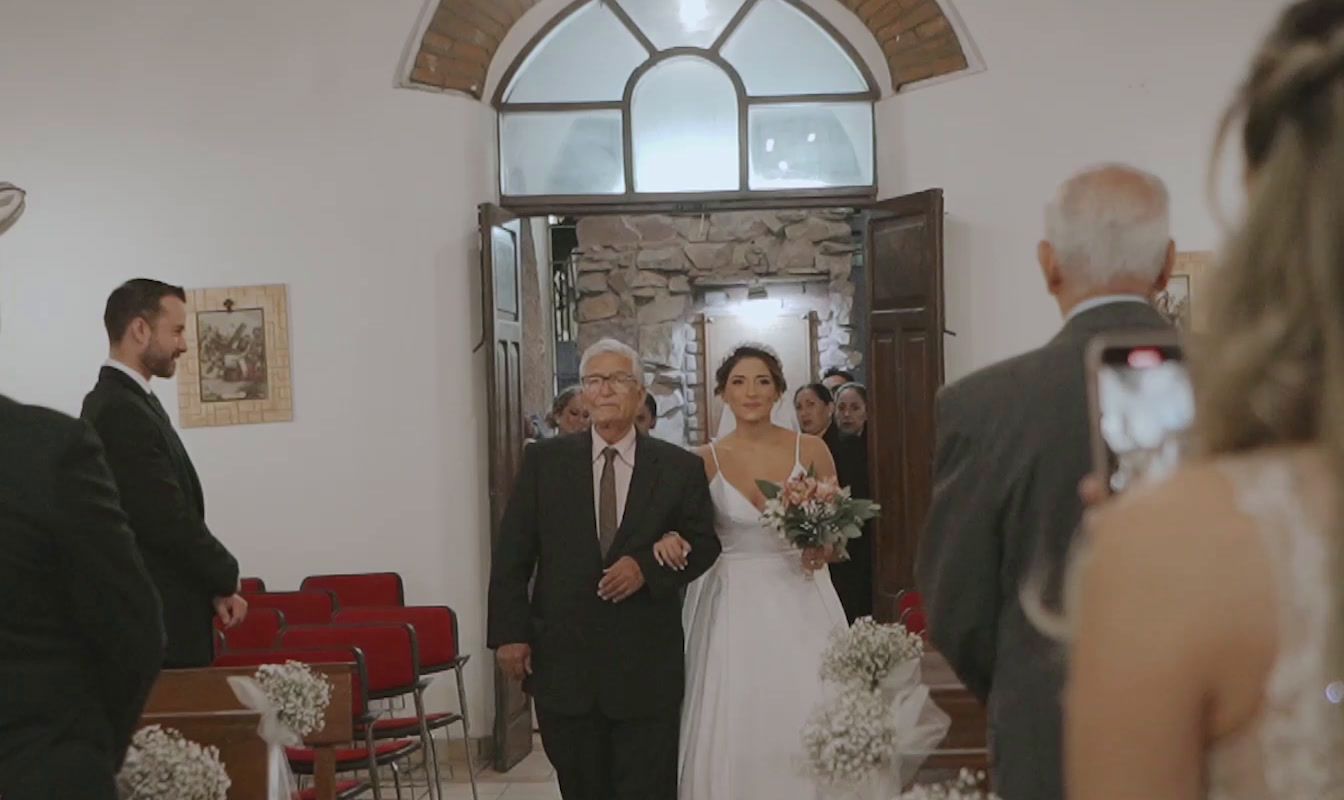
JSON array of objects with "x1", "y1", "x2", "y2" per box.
[{"x1": 409, "y1": 0, "x2": 969, "y2": 100}]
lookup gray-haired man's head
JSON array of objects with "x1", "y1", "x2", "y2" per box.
[
  {"x1": 1039, "y1": 164, "x2": 1175, "y2": 316},
  {"x1": 579, "y1": 338, "x2": 646, "y2": 432}
]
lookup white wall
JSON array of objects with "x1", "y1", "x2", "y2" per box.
[
  {"x1": 878, "y1": 0, "x2": 1287, "y2": 381},
  {"x1": 0, "y1": 0, "x2": 500, "y2": 731}
]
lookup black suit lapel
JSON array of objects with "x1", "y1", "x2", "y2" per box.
[
  {"x1": 608, "y1": 435, "x2": 661, "y2": 562},
  {"x1": 98, "y1": 366, "x2": 205, "y2": 515},
  {"x1": 570, "y1": 432, "x2": 600, "y2": 563}
]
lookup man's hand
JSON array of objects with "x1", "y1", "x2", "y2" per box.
[
  {"x1": 597, "y1": 556, "x2": 645, "y2": 603},
  {"x1": 496, "y1": 643, "x2": 532, "y2": 682},
  {"x1": 213, "y1": 593, "x2": 248, "y2": 628}
]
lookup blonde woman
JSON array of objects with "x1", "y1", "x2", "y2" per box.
[{"x1": 1066, "y1": 1, "x2": 1344, "y2": 796}]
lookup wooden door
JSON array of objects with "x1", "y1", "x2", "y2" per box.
[
  {"x1": 481, "y1": 203, "x2": 533, "y2": 770},
  {"x1": 864, "y1": 190, "x2": 946, "y2": 622}
]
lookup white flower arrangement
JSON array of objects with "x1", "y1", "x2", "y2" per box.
[
  {"x1": 820, "y1": 616, "x2": 924, "y2": 689},
  {"x1": 254, "y1": 660, "x2": 333, "y2": 739},
  {"x1": 802, "y1": 685, "x2": 899, "y2": 787},
  {"x1": 116, "y1": 725, "x2": 231, "y2": 800},
  {"x1": 898, "y1": 769, "x2": 1000, "y2": 799}
]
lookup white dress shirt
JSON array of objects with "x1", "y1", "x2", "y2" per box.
[
  {"x1": 592, "y1": 426, "x2": 637, "y2": 539},
  {"x1": 1065, "y1": 294, "x2": 1149, "y2": 322},
  {"x1": 103, "y1": 358, "x2": 153, "y2": 395}
]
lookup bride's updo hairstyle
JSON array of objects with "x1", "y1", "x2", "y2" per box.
[
  {"x1": 714, "y1": 344, "x2": 787, "y2": 398},
  {"x1": 1199, "y1": 0, "x2": 1344, "y2": 710}
]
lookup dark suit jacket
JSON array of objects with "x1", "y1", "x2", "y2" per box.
[
  {"x1": 81, "y1": 367, "x2": 239, "y2": 667},
  {"x1": 915, "y1": 302, "x2": 1169, "y2": 800},
  {"x1": 825, "y1": 424, "x2": 873, "y2": 622},
  {"x1": 488, "y1": 430, "x2": 720, "y2": 720},
  {"x1": 0, "y1": 395, "x2": 164, "y2": 795}
]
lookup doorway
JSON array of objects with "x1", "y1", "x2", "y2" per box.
[{"x1": 480, "y1": 191, "x2": 945, "y2": 771}]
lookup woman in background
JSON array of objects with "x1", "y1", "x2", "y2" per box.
[
  {"x1": 1066, "y1": 2, "x2": 1344, "y2": 796},
  {"x1": 545, "y1": 385, "x2": 589, "y2": 436}
]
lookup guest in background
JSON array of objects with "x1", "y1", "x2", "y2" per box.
[
  {"x1": 814, "y1": 380, "x2": 874, "y2": 622},
  {"x1": 547, "y1": 385, "x2": 590, "y2": 436},
  {"x1": 82, "y1": 279, "x2": 245, "y2": 669},
  {"x1": 1068, "y1": 4, "x2": 1344, "y2": 795},
  {"x1": 636, "y1": 392, "x2": 658, "y2": 436},
  {"x1": 793, "y1": 383, "x2": 836, "y2": 441},
  {"x1": 821, "y1": 367, "x2": 855, "y2": 394},
  {"x1": 0, "y1": 185, "x2": 165, "y2": 800},
  {"x1": 916, "y1": 164, "x2": 1173, "y2": 800},
  {"x1": 834, "y1": 382, "x2": 869, "y2": 437}
]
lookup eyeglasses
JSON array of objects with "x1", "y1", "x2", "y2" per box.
[{"x1": 581, "y1": 373, "x2": 640, "y2": 392}]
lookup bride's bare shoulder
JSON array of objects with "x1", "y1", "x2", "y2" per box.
[{"x1": 690, "y1": 443, "x2": 718, "y2": 478}]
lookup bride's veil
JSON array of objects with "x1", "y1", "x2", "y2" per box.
[{"x1": 713, "y1": 340, "x2": 800, "y2": 439}]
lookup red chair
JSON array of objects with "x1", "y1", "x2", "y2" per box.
[
  {"x1": 240, "y1": 576, "x2": 267, "y2": 593},
  {"x1": 900, "y1": 606, "x2": 928, "y2": 637},
  {"x1": 279, "y1": 624, "x2": 439, "y2": 799},
  {"x1": 301, "y1": 573, "x2": 405, "y2": 608},
  {"x1": 334, "y1": 607, "x2": 475, "y2": 790},
  {"x1": 213, "y1": 646, "x2": 416, "y2": 800},
  {"x1": 896, "y1": 589, "x2": 923, "y2": 618},
  {"x1": 243, "y1": 591, "x2": 339, "y2": 626},
  {"x1": 215, "y1": 606, "x2": 285, "y2": 653}
]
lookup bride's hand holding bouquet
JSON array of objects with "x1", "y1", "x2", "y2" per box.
[{"x1": 757, "y1": 469, "x2": 880, "y2": 579}]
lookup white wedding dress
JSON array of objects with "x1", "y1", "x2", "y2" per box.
[
  {"x1": 1205, "y1": 454, "x2": 1344, "y2": 799},
  {"x1": 679, "y1": 433, "x2": 847, "y2": 799}
]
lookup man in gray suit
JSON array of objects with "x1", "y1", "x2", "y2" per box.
[{"x1": 916, "y1": 164, "x2": 1176, "y2": 800}]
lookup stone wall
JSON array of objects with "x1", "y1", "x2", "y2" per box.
[{"x1": 573, "y1": 209, "x2": 862, "y2": 445}]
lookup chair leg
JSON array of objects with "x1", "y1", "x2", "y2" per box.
[
  {"x1": 367, "y1": 726, "x2": 384, "y2": 800},
  {"x1": 412, "y1": 688, "x2": 442, "y2": 800},
  {"x1": 453, "y1": 662, "x2": 479, "y2": 800},
  {"x1": 391, "y1": 761, "x2": 403, "y2": 800}
]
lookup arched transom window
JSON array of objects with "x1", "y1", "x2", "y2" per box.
[{"x1": 496, "y1": 0, "x2": 878, "y2": 205}]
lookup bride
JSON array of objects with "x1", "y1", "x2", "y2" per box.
[{"x1": 656, "y1": 344, "x2": 846, "y2": 799}]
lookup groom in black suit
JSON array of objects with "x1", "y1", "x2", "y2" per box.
[
  {"x1": 82, "y1": 279, "x2": 245, "y2": 668},
  {"x1": 488, "y1": 339, "x2": 720, "y2": 800}
]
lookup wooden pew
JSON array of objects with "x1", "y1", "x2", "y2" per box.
[
  {"x1": 922, "y1": 651, "x2": 991, "y2": 774},
  {"x1": 144, "y1": 664, "x2": 355, "y2": 800},
  {"x1": 136, "y1": 710, "x2": 268, "y2": 800}
]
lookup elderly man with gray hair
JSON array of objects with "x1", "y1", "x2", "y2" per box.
[
  {"x1": 488, "y1": 338, "x2": 720, "y2": 800},
  {"x1": 915, "y1": 164, "x2": 1175, "y2": 800}
]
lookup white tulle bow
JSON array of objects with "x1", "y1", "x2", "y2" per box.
[{"x1": 227, "y1": 676, "x2": 301, "y2": 800}]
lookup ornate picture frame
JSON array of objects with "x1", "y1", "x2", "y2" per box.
[{"x1": 177, "y1": 284, "x2": 293, "y2": 428}]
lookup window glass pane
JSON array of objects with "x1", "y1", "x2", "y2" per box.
[
  {"x1": 505, "y1": 1, "x2": 649, "y2": 104},
  {"x1": 748, "y1": 103, "x2": 873, "y2": 189},
  {"x1": 500, "y1": 111, "x2": 625, "y2": 196},
  {"x1": 632, "y1": 57, "x2": 739, "y2": 192},
  {"x1": 616, "y1": 0, "x2": 748, "y2": 50},
  {"x1": 722, "y1": 0, "x2": 867, "y2": 96}
]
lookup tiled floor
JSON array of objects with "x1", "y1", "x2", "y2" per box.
[{"x1": 439, "y1": 736, "x2": 561, "y2": 800}]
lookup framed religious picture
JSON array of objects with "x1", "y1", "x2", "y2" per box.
[
  {"x1": 1155, "y1": 251, "x2": 1215, "y2": 332},
  {"x1": 177, "y1": 284, "x2": 293, "y2": 428}
]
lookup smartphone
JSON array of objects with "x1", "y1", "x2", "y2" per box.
[{"x1": 1086, "y1": 330, "x2": 1193, "y2": 496}]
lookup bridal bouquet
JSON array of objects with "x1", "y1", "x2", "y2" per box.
[
  {"x1": 116, "y1": 725, "x2": 231, "y2": 800},
  {"x1": 898, "y1": 770, "x2": 1000, "y2": 799},
  {"x1": 757, "y1": 467, "x2": 880, "y2": 558},
  {"x1": 821, "y1": 616, "x2": 924, "y2": 690}
]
